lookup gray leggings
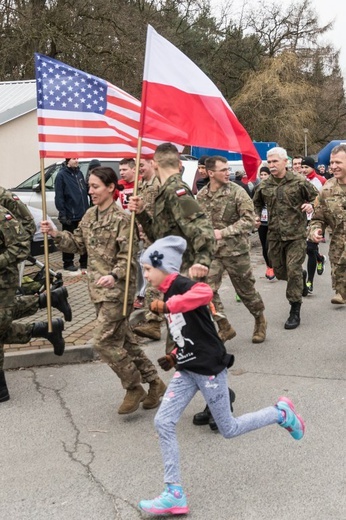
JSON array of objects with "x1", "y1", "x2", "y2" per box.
[{"x1": 154, "y1": 369, "x2": 279, "y2": 484}]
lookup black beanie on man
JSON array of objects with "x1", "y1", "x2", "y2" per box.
[{"x1": 301, "y1": 157, "x2": 315, "y2": 169}]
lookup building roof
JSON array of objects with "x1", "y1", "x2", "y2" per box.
[{"x1": 0, "y1": 80, "x2": 36, "y2": 125}]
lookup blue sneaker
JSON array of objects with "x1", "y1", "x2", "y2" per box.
[
  {"x1": 138, "y1": 485, "x2": 189, "y2": 516},
  {"x1": 276, "y1": 396, "x2": 305, "y2": 440}
]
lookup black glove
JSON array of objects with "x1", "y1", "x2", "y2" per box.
[
  {"x1": 157, "y1": 353, "x2": 177, "y2": 371},
  {"x1": 59, "y1": 216, "x2": 72, "y2": 226}
]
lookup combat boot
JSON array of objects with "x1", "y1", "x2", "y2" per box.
[
  {"x1": 31, "y1": 318, "x2": 65, "y2": 356},
  {"x1": 217, "y1": 318, "x2": 237, "y2": 343},
  {"x1": 142, "y1": 378, "x2": 167, "y2": 409},
  {"x1": 193, "y1": 388, "x2": 236, "y2": 426},
  {"x1": 331, "y1": 293, "x2": 346, "y2": 304},
  {"x1": 0, "y1": 370, "x2": 10, "y2": 403},
  {"x1": 284, "y1": 302, "x2": 301, "y2": 330},
  {"x1": 252, "y1": 313, "x2": 267, "y2": 343},
  {"x1": 39, "y1": 287, "x2": 72, "y2": 322},
  {"x1": 133, "y1": 320, "x2": 161, "y2": 341},
  {"x1": 118, "y1": 385, "x2": 147, "y2": 414}
]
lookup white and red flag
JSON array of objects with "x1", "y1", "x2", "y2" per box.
[
  {"x1": 140, "y1": 25, "x2": 261, "y2": 180},
  {"x1": 34, "y1": 53, "x2": 183, "y2": 158}
]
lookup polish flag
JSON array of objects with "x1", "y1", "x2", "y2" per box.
[{"x1": 140, "y1": 25, "x2": 261, "y2": 180}]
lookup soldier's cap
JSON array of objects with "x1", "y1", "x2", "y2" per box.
[
  {"x1": 301, "y1": 157, "x2": 315, "y2": 169},
  {"x1": 260, "y1": 166, "x2": 270, "y2": 174},
  {"x1": 141, "y1": 236, "x2": 187, "y2": 274},
  {"x1": 198, "y1": 155, "x2": 209, "y2": 166},
  {"x1": 88, "y1": 159, "x2": 101, "y2": 171}
]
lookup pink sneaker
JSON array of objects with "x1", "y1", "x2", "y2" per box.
[
  {"x1": 276, "y1": 396, "x2": 305, "y2": 440},
  {"x1": 139, "y1": 485, "x2": 189, "y2": 515}
]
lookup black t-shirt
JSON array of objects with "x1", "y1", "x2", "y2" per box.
[{"x1": 164, "y1": 275, "x2": 234, "y2": 376}]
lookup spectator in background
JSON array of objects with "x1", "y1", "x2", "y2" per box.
[
  {"x1": 292, "y1": 156, "x2": 303, "y2": 175},
  {"x1": 114, "y1": 158, "x2": 136, "y2": 211},
  {"x1": 318, "y1": 164, "x2": 332, "y2": 180},
  {"x1": 55, "y1": 158, "x2": 89, "y2": 272},
  {"x1": 195, "y1": 155, "x2": 210, "y2": 192},
  {"x1": 232, "y1": 170, "x2": 252, "y2": 197},
  {"x1": 86, "y1": 159, "x2": 101, "y2": 206}
]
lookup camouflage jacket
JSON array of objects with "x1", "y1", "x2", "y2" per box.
[
  {"x1": 54, "y1": 203, "x2": 138, "y2": 303},
  {"x1": 0, "y1": 206, "x2": 31, "y2": 287},
  {"x1": 253, "y1": 171, "x2": 318, "y2": 241},
  {"x1": 308, "y1": 178, "x2": 346, "y2": 264},
  {"x1": 0, "y1": 186, "x2": 35, "y2": 241},
  {"x1": 136, "y1": 174, "x2": 215, "y2": 268},
  {"x1": 197, "y1": 182, "x2": 255, "y2": 257},
  {"x1": 137, "y1": 174, "x2": 161, "y2": 248}
]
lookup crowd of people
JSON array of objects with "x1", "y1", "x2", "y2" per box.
[{"x1": 0, "y1": 141, "x2": 345, "y2": 516}]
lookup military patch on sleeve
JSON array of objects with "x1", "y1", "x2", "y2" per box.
[
  {"x1": 176, "y1": 188, "x2": 187, "y2": 197},
  {"x1": 5, "y1": 214, "x2": 13, "y2": 220},
  {"x1": 12, "y1": 195, "x2": 20, "y2": 201}
]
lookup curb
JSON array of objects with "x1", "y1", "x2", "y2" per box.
[
  {"x1": 5, "y1": 308, "x2": 146, "y2": 370},
  {"x1": 4, "y1": 344, "x2": 96, "y2": 369}
]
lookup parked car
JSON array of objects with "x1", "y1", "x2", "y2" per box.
[
  {"x1": 10, "y1": 159, "x2": 120, "y2": 222},
  {"x1": 10, "y1": 157, "x2": 198, "y2": 223}
]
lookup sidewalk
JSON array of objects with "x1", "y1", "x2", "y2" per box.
[{"x1": 4, "y1": 250, "x2": 145, "y2": 369}]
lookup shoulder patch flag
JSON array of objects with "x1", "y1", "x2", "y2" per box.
[{"x1": 176, "y1": 188, "x2": 187, "y2": 197}]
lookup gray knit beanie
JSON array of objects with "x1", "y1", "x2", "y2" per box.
[{"x1": 141, "y1": 236, "x2": 187, "y2": 273}]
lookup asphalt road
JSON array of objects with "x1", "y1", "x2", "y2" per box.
[{"x1": 0, "y1": 242, "x2": 345, "y2": 520}]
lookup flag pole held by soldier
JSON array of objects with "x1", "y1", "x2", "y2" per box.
[{"x1": 123, "y1": 137, "x2": 142, "y2": 315}]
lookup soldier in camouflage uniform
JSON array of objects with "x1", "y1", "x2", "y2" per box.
[
  {"x1": 308, "y1": 144, "x2": 346, "y2": 304},
  {"x1": 133, "y1": 158, "x2": 163, "y2": 341},
  {"x1": 0, "y1": 186, "x2": 36, "y2": 240},
  {"x1": 253, "y1": 147, "x2": 318, "y2": 329},
  {"x1": 197, "y1": 156, "x2": 266, "y2": 344},
  {"x1": 0, "y1": 185, "x2": 72, "y2": 324},
  {"x1": 41, "y1": 167, "x2": 165, "y2": 415},
  {"x1": 0, "y1": 206, "x2": 65, "y2": 403},
  {"x1": 129, "y1": 143, "x2": 215, "y2": 279}
]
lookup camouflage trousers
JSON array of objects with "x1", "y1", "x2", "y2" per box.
[
  {"x1": 333, "y1": 262, "x2": 346, "y2": 299},
  {"x1": 207, "y1": 254, "x2": 265, "y2": 319},
  {"x1": 0, "y1": 289, "x2": 36, "y2": 370},
  {"x1": 93, "y1": 301, "x2": 158, "y2": 389},
  {"x1": 268, "y1": 238, "x2": 306, "y2": 303}
]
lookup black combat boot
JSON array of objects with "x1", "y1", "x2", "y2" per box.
[
  {"x1": 31, "y1": 318, "x2": 65, "y2": 356},
  {"x1": 284, "y1": 302, "x2": 301, "y2": 330},
  {"x1": 39, "y1": 287, "x2": 72, "y2": 322},
  {"x1": 0, "y1": 370, "x2": 10, "y2": 402},
  {"x1": 193, "y1": 388, "x2": 236, "y2": 428}
]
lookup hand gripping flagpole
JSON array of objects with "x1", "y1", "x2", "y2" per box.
[
  {"x1": 123, "y1": 137, "x2": 142, "y2": 316},
  {"x1": 40, "y1": 157, "x2": 53, "y2": 332}
]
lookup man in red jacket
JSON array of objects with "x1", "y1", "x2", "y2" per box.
[{"x1": 114, "y1": 158, "x2": 136, "y2": 211}]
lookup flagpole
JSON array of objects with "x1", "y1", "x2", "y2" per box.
[
  {"x1": 40, "y1": 157, "x2": 53, "y2": 332},
  {"x1": 122, "y1": 136, "x2": 142, "y2": 315}
]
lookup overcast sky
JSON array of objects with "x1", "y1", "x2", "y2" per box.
[{"x1": 211, "y1": 0, "x2": 346, "y2": 78}]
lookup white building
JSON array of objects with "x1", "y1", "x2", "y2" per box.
[{"x1": 0, "y1": 80, "x2": 55, "y2": 189}]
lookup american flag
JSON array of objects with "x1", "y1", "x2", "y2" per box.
[{"x1": 34, "y1": 53, "x2": 183, "y2": 158}]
